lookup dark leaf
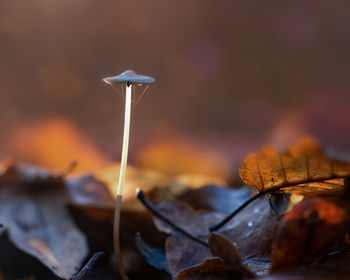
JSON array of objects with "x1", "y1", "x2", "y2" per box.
[
  {"x1": 0, "y1": 161, "x2": 88, "y2": 279},
  {"x1": 135, "y1": 232, "x2": 170, "y2": 274},
  {"x1": 177, "y1": 185, "x2": 253, "y2": 213}
]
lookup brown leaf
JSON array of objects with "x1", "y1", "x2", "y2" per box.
[
  {"x1": 0, "y1": 161, "x2": 88, "y2": 279},
  {"x1": 165, "y1": 234, "x2": 232, "y2": 280},
  {"x1": 176, "y1": 258, "x2": 232, "y2": 280},
  {"x1": 6, "y1": 118, "x2": 112, "y2": 174},
  {"x1": 150, "y1": 195, "x2": 278, "y2": 277},
  {"x1": 239, "y1": 137, "x2": 350, "y2": 192},
  {"x1": 271, "y1": 196, "x2": 350, "y2": 272},
  {"x1": 208, "y1": 232, "x2": 255, "y2": 277},
  {"x1": 83, "y1": 163, "x2": 221, "y2": 202},
  {"x1": 263, "y1": 251, "x2": 350, "y2": 280}
]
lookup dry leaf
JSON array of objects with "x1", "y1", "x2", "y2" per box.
[
  {"x1": 6, "y1": 118, "x2": 112, "y2": 174},
  {"x1": 148, "y1": 194, "x2": 279, "y2": 277},
  {"x1": 271, "y1": 196, "x2": 350, "y2": 272},
  {"x1": 0, "y1": 161, "x2": 88, "y2": 279},
  {"x1": 166, "y1": 234, "x2": 232, "y2": 280},
  {"x1": 239, "y1": 137, "x2": 350, "y2": 192},
  {"x1": 208, "y1": 232, "x2": 255, "y2": 277},
  {"x1": 262, "y1": 250, "x2": 350, "y2": 280},
  {"x1": 136, "y1": 139, "x2": 231, "y2": 180}
]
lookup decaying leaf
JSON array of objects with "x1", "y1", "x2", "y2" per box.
[
  {"x1": 208, "y1": 232, "x2": 255, "y2": 277},
  {"x1": 263, "y1": 250, "x2": 350, "y2": 280},
  {"x1": 166, "y1": 233, "x2": 232, "y2": 280},
  {"x1": 271, "y1": 196, "x2": 350, "y2": 272},
  {"x1": 0, "y1": 160, "x2": 88, "y2": 279},
  {"x1": 239, "y1": 137, "x2": 350, "y2": 192},
  {"x1": 147, "y1": 192, "x2": 279, "y2": 278}
]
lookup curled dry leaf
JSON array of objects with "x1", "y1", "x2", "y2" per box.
[
  {"x1": 0, "y1": 160, "x2": 88, "y2": 279},
  {"x1": 240, "y1": 137, "x2": 350, "y2": 192}
]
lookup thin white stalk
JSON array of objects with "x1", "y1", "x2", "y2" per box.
[
  {"x1": 113, "y1": 83, "x2": 132, "y2": 280},
  {"x1": 117, "y1": 83, "x2": 132, "y2": 195}
]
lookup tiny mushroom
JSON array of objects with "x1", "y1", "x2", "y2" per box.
[{"x1": 103, "y1": 70, "x2": 154, "y2": 280}]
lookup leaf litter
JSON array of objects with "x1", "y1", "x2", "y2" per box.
[
  {"x1": 135, "y1": 137, "x2": 350, "y2": 280},
  {"x1": 1, "y1": 136, "x2": 350, "y2": 279}
]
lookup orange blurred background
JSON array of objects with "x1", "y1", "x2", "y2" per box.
[{"x1": 0, "y1": 1, "x2": 349, "y2": 182}]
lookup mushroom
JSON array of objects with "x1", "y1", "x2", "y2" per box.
[{"x1": 103, "y1": 70, "x2": 155, "y2": 280}]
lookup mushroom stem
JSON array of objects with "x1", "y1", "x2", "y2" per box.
[
  {"x1": 113, "y1": 195, "x2": 128, "y2": 280},
  {"x1": 117, "y1": 83, "x2": 132, "y2": 196},
  {"x1": 113, "y1": 83, "x2": 132, "y2": 280}
]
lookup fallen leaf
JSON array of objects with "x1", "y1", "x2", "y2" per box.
[
  {"x1": 6, "y1": 118, "x2": 112, "y2": 174},
  {"x1": 135, "y1": 232, "x2": 170, "y2": 274},
  {"x1": 239, "y1": 137, "x2": 350, "y2": 192},
  {"x1": 0, "y1": 161, "x2": 88, "y2": 279},
  {"x1": 0, "y1": 158, "x2": 68, "y2": 186},
  {"x1": 148, "y1": 194, "x2": 279, "y2": 277},
  {"x1": 92, "y1": 163, "x2": 226, "y2": 201},
  {"x1": 135, "y1": 139, "x2": 231, "y2": 180},
  {"x1": 166, "y1": 233, "x2": 232, "y2": 280},
  {"x1": 152, "y1": 200, "x2": 225, "y2": 237},
  {"x1": 262, "y1": 250, "x2": 350, "y2": 280},
  {"x1": 271, "y1": 196, "x2": 350, "y2": 272},
  {"x1": 177, "y1": 185, "x2": 253, "y2": 213},
  {"x1": 208, "y1": 232, "x2": 255, "y2": 277}
]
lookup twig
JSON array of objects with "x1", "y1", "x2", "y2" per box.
[
  {"x1": 137, "y1": 189, "x2": 208, "y2": 247},
  {"x1": 72, "y1": 252, "x2": 104, "y2": 280},
  {"x1": 209, "y1": 175, "x2": 349, "y2": 232}
]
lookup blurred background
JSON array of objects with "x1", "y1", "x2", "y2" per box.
[{"x1": 0, "y1": 0, "x2": 349, "y2": 183}]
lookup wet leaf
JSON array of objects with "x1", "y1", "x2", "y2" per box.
[
  {"x1": 0, "y1": 161, "x2": 88, "y2": 279},
  {"x1": 239, "y1": 137, "x2": 350, "y2": 192}
]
